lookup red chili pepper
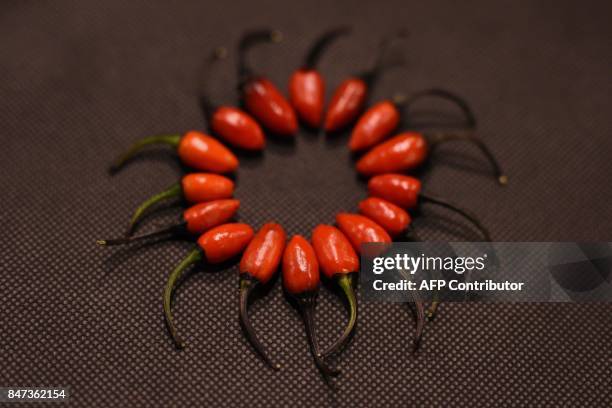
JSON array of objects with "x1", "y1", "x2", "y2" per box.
[
  {"x1": 368, "y1": 173, "x2": 490, "y2": 240},
  {"x1": 199, "y1": 51, "x2": 266, "y2": 150},
  {"x1": 356, "y1": 131, "x2": 507, "y2": 184},
  {"x1": 336, "y1": 209, "x2": 424, "y2": 350},
  {"x1": 111, "y1": 131, "x2": 239, "y2": 174},
  {"x1": 358, "y1": 197, "x2": 411, "y2": 238},
  {"x1": 289, "y1": 27, "x2": 350, "y2": 128},
  {"x1": 282, "y1": 236, "x2": 339, "y2": 378},
  {"x1": 238, "y1": 29, "x2": 298, "y2": 136},
  {"x1": 162, "y1": 223, "x2": 254, "y2": 348},
  {"x1": 324, "y1": 31, "x2": 407, "y2": 133},
  {"x1": 349, "y1": 88, "x2": 477, "y2": 152},
  {"x1": 97, "y1": 199, "x2": 240, "y2": 246},
  {"x1": 335, "y1": 213, "x2": 392, "y2": 253},
  {"x1": 349, "y1": 100, "x2": 400, "y2": 151},
  {"x1": 238, "y1": 223, "x2": 286, "y2": 370},
  {"x1": 114, "y1": 173, "x2": 234, "y2": 236},
  {"x1": 311, "y1": 225, "x2": 358, "y2": 358}
]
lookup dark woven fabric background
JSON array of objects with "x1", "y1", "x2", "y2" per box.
[{"x1": 1, "y1": 0, "x2": 611, "y2": 406}]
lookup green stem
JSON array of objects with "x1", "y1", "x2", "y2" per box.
[
  {"x1": 239, "y1": 276, "x2": 281, "y2": 370},
  {"x1": 321, "y1": 274, "x2": 357, "y2": 358},
  {"x1": 96, "y1": 222, "x2": 187, "y2": 246},
  {"x1": 163, "y1": 248, "x2": 203, "y2": 349},
  {"x1": 127, "y1": 183, "x2": 183, "y2": 236},
  {"x1": 110, "y1": 134, "x2": 181, "y2": 172}
]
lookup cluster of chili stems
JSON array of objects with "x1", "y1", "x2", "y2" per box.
[{"x1": 98, "y1": 27, "x2": 506, "y2": 380}]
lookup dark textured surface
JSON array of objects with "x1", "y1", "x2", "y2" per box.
[{"x1": 1, "y1": 0, "x2": 611, "y2": 406}]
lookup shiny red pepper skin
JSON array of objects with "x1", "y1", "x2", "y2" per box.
[
  {"x1": 289, "y1": 70, "x2": 325, "y2": 128},
  {"x1": 356, "y1": 132, "x2": 428, "y2": 176},
  {"x1": 358, "y1": 197, "x2": 411, "y2": 237},
  {"x1": 239, "y1": 223, "x2": 287, "y2": 284},
  {"x1": 324, "y1": 78, "x2": 367, "y2": 132},
  {"x1": 183, "y1": 199, "x2": 240, "y2": 235},
  {"x1": 335, "y1": 213, "x2": 391, "y2": 253},
  {"x1": 197, "y1": 223, "x2": 254, "y2": 264},
  {"x1": 368, "y1": 174, "x2": 422, "y2": 209},
  {"x1": 211, "y1": 106, "x2": 265, "y2": 150},
  {"x1": 282, "y1": 235, "x2": 320, "y2": 295},
  {"x1": 311, "y1": 225, "x2": 359, "y2": 279},
  {"x1": 178, "y1": 131, "x2": 239, "y2": 173},
  {"x1": 181, "y1": 173, "x2": 234, "y2": 203},
  {"x1": 349, "y1": 100, "x2": 400, "y2": 152},
  {"x1": 244, "y1": 78, "x2": 298, "y2": 136}
]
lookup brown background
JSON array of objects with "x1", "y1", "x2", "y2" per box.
[{"x1": 1, "y1": 0, "x2": 611, "y2": 406}]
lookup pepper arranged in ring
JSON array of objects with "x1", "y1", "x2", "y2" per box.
[
  {"x1": 288, "y1": 27, "x2": 350, "y2": 128},
  {"x1": 96, "y1": 199, "x2": 240, "y2": 246},
  {"x1": 111, "y1": 131, "x2": 239, "y2": 174},
  {"x1": 199, "y1": 50, "x2": 266, "y2": 150},
  {"x1": 367, "y1": 173, "x2": 491, "y2": 241},
  {"x1": 349, "y1": 88, "x2": 477, "y2": 152},
  {"x1": 311, "y1": 225, "x2": 359, "y2": 358},
  {"x1": 356, "y1": 130, "x2": 507, "y2": 185},
  {"x1": 119, "y1": 173, "x2": 234, "y2": 236},
  {"x1": 238, "y1": 223, "x2": 286, "y2": 370},
  {"x1": 238, "y1": 29, "x2": 298, "y2": 136},
  {"x1": 335, "y1": 212, "x2": 424, "y2": 349},
  {"x1": 324, "y1": 30, "x2": 407, "y2": 133},
  {"x1": 358, "y1": 197, "x2": 411, "y2": 238},
  {"x1": 163, "y1": 223, "x2": 254, "y2": 349},
  {"x1": 282, "y1": 236, "x2": 339, "y2": 378}
]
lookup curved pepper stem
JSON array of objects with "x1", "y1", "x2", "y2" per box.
[
  {"x1": 238, "y1": 28, "x2": 282, "y2": 83},
  {"x1": 239, "y1": 276, "x2": 281, "y2": 370},
  {"x1": 428, "y1": 131, "x2": 508, "y2": 185},
  {"x1": 126, "y1": 183, "x2": 183, "y2": 236},
  {"x1": 419, "y1": 193, "x2": 492, "y2": 241},
  {"x1": 296, "y1": 295, "x2": 340, "y2": 379},
  {"x1": 199, "y1": 48, "x2": 229, "y2": 125},
  {"x1": 96, "y1": 222, "x2": 187, "y2": 247},
  {"x1": 412, "y1": 295, "x2": 425, "y2": 352},
  {"x1": 110, "y1": 134, "x2": 181, "y2": 172},
  {"x1": 399, "y1": 88, "x2": 477, "y2": 129},
  {"x1": 303, "y1": 26, "x2": 351, "y2": 69},
  {"x1": 320, "y1": 274, "x2": 357, "y2": 358},
  {"x1": 163, "y1": 248, "x2": 203, "y2": 349},
  {"x1": 426, "y1": 300, "x2": 440, "y2": 321},
  {"x1": 360, "y1": 29, "x2": 409, "y2": 86}
]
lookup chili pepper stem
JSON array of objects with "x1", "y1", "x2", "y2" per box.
[
  {"x1": 297, "y1": 295, "x2": 340, "y2": 378},
  {"x1": 401, "y1": 88, "x2": 477, "y2": 128},
  {"x1": 320, "y1": 274, "x2": 357, "y2": 358},
  {"x1": 239, "y1": 276, "x2": 281, "y2": 370},
  {"x1": 426, "y1": 300, "x2": 440, "y2": 321},
  {"x1": 238, "y1": 29, "x2": 282, "y2": 84},
  {"x1": 412, "y1": 298, "x2": 425, "y2": 353},
  {"x1": 163, "y1": 248, "x2": 203, "y2": 350},
  {"x1": 110, "y1": 134, "x2": 182, "y2": 172},
  {"x1": 360, "y1": 29, "x2": 409, "y2": 86},
  {"x1": 96, "y1": 222, "x2": 187, "y2": 247},
  {"x1": 428, "y1": 132, "x2": 507, "y2": 185},
  {"x1": 419, "y1": 193, "x2": 492, "y2": 241},
  {"x1": 303, "y1": 27, "x2": 350, "y2": 69},
  {"x1": 126, "y1": 183, "x2": 183, "y2": 236}
]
